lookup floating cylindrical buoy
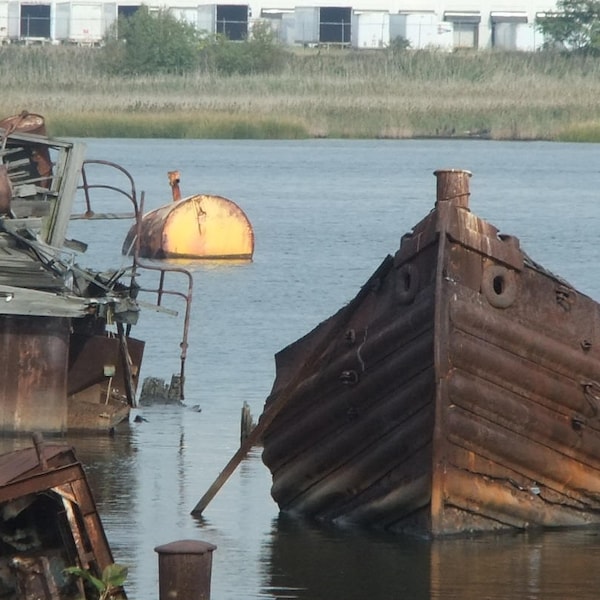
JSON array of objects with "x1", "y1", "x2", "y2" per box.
[{"x1": 122, "y1": 171, "x2": 254, "y2": 260}]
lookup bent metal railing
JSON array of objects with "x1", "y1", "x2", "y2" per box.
[{"x1": 76, "y1": 159, "x2": 193, "y2": 400}]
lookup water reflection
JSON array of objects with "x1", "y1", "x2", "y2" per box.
[
  {"x1": 263, "y1": 515, "x2": 429, "y2": 599},
  {"x1": 263, "y1": 516, "x2": 600, "y2": 600}
]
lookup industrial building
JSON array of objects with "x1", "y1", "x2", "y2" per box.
[{"x1": 0, "y1": 0, "x2": 557, "y2": 51}]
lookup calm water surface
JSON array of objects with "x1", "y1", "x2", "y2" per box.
[{"x1": 3, "y1": 139, "x2": 600, "y2": 599}]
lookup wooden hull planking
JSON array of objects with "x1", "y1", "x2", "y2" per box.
[{"x1": 262, "y1": 169, "x2": 600, "y2": 536}]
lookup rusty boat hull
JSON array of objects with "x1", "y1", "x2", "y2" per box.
[{"x1": 261, "y1": 169, "x2": 600, "y2": 537}]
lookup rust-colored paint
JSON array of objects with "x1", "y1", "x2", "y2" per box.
[
  {"x1": 123, "y1": 193, "x2": 254, "y2": 260},
  {"x1": 0, "y1": 111, "x2": 53, "y2": 188},
  {"x1": 68, "y1": 333, "x2": 145, "y2": 400},
  {"x1": 155, "y1": 540, "x2": 217, "y2": 600},
  {"x1": 169, "y1": 170, "x2": 182, "y2": 202},
  {"x1": 66, "y1": 333, "x2": 145, "y2": 430},
  {"x1": 0, "y1": 315, "x2": 70, "y2": 434},
  {"x1": 0, "y1": 165, "x2": 12, "y2": 215},
  {"x1": 261, "y1": 168, "x2": 600, "y2": 537}
]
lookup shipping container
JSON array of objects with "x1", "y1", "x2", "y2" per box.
[
  {"x1": 516, "y1": 22, "x2": 544, "y2": 51},
  {"x1": 197, "y1": 2, "x2": 216, "y2": 33},
  {"x1": 395, "y1": 12, "x2": 453, "y2": 50},
  {"x1": 9, "y1": 1, "x2": 52, "y2": 40},
  {"x1": 55, "y1": 1, "x2": 115, "y2": 43},
  {"x1": 257, "y1": 10, "x2": 294, "y2": 44},
  {"x1": 0, "y1": 1, "x2": 8, "y2": 42},
  {"x1": 169, "y1": 5, "x2": 198, "y2": 27},
  {"x1": 294, "y1": 5, "x2": 318, "y2": 44},
  {"x1": 443, "y1": 10, "x2": 480, "y2": 49},
  {"x1": 351, "y1": 10, "x2": 389, "y2": 48},
  {"x1": 197, "y1": 3, "x2": 248, "y2": 39}
]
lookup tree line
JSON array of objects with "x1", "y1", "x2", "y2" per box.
[{"x1": 101, "y1": 0, "x2": 600, "y2": 76}]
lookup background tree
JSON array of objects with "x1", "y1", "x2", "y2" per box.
[
  {"x1": 536, "y1": 0, "x2": 600, "y2": 52},
  {"x1": 101, "y1": 5, "x2": 199, "y2": 74},
  {"x1": 198, "y1": 21, "x2": 290, "y2": 75}
]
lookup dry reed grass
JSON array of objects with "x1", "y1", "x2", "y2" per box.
[{"x1": 1, "y1": 46, "x2": 599, "y2": 140}]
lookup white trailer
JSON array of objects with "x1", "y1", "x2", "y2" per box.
[
  {"x1": 395, "y1": 12, "x2": 453, "y2": 50},
  {"x1": 54, "y1": 1, "x2": 115, "y2": 44},
  {"x1": 197, "y1": 2, "x2": 215, "y2": 34},
  {"x1": 0, "y1": 1, "x2": 8, "y2": 42},
  {"x1": 197, "y1": 3, "x2": 248, "y2": 39},
  {"x1": 352, "y1": 10, "x2": 389, "y2": 48},
  {"x1": 516, "y1": 22, "x2": 545, "y2": 51},
  {"x1": 169, "y1": 6, "x2": 198, "y2": 27},
  {"x1": 258, "y1": 9, "x2": 295, "y2": 44},
  {"x1": 294, "y1": 5, "x2": 318, "y2": 44}
]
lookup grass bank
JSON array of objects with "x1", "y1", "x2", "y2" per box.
[{"x1": 1, "y1": 45, "x2": 600, "y2": 141}]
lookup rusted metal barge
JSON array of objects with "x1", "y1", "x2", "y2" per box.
[
  {"x1": 0, "y1": 434, "x2": 125, "y2": 599},
  {"x1": 0, "y1": 113, "x2": 192, "y2": 433},
  {"x1": 261, "y1": 168, "x2": 600, "y2": 537}
]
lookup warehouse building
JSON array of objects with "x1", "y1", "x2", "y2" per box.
[{"x1": 0, "y1": 1, "x2": 555, "y2": 50}]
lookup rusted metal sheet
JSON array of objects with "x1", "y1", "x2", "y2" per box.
[
  {"x1": 261, "y1": 168, "x2": 600, "y2": 537},
  {"x1": 0, "y1": 315, "x2": 70, "y2": 433},
  {"x1": 0, "y1": 114, "x2": 195, "y2": 431},
  {"x1": 68, "y1": 333, "x2": 145, "y2": 399},
  {"x1": 0, "y1": 434, "x2": 126, "y2": 599}
]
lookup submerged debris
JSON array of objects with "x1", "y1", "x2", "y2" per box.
[{"x1": 139, "y1": 375, "x2": 183, "y2": 405}]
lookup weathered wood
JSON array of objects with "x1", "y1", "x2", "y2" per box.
[{"x1": 259, "y1": 168, "x2": 600, "y2": 536}]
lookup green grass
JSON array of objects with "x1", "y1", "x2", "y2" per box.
[{"x1": 2, "y1": 45, "x2": 600, "y2": 140}]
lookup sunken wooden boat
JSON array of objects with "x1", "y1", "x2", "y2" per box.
[
  {"x1": 122, "y1": 170, "x2": 254, "y2": 260},
  {"x1": 261, "y1": 168, "x2": 600, "y2": 537},
  {"x1": 0, "y1": 434, "x2": 126, "y2": 599}
]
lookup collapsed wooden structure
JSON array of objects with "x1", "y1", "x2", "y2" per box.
[{"x1": 0, "y1": 434, "x2": 125, "y2": 599}]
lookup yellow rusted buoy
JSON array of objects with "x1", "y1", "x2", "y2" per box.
[{"x1": 123, "y1": 171, "x2": 254, "y2": 260}]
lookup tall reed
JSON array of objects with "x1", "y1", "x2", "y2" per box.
[{"x1": 1, "y1": 45, "x2": 599, "y2": 140}]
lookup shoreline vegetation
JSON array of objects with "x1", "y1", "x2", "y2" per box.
[{"x1": 1, "y1": 45, "x2": 600, "y2": 141}]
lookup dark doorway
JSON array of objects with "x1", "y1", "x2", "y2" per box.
[
  {"x1": 20, "y1": 4, "x2": 50, "y2": 39},
  {"x1": 319, "y1": 7, "x2": 351, "y2": 44},
  {"x1": 217, "y1": 5, "x2": 248, "y2": 40}
]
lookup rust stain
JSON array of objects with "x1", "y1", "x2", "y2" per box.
[
  {"x1": 123, "y1": 172, "x2": 254, "y2": 260},
  {"x1": 261, "y1": 168, "x2": 600, "y2": 537}
]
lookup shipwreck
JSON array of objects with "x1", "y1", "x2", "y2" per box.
[
  {"x1": 0, "y1": 112, "x2": 191, "y2": 434},
  {"x1": 259, "y1": 168, "x2": 600, "y2": 537},
  {"x1": 0, "y1": 434, "x2": 126, "y2": 599}
]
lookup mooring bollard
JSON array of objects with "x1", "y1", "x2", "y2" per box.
[{"x1": 155, "y1": 539, "x2": 217, "y2": 600}]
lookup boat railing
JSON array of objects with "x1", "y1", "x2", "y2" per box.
[{"x1": 76, "y1": 159, "x2": 194, "y2": 400}]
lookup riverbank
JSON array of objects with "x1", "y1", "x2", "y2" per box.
[{"x1": 1, "y1": 45, "x2": 600, "y2": 141}]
